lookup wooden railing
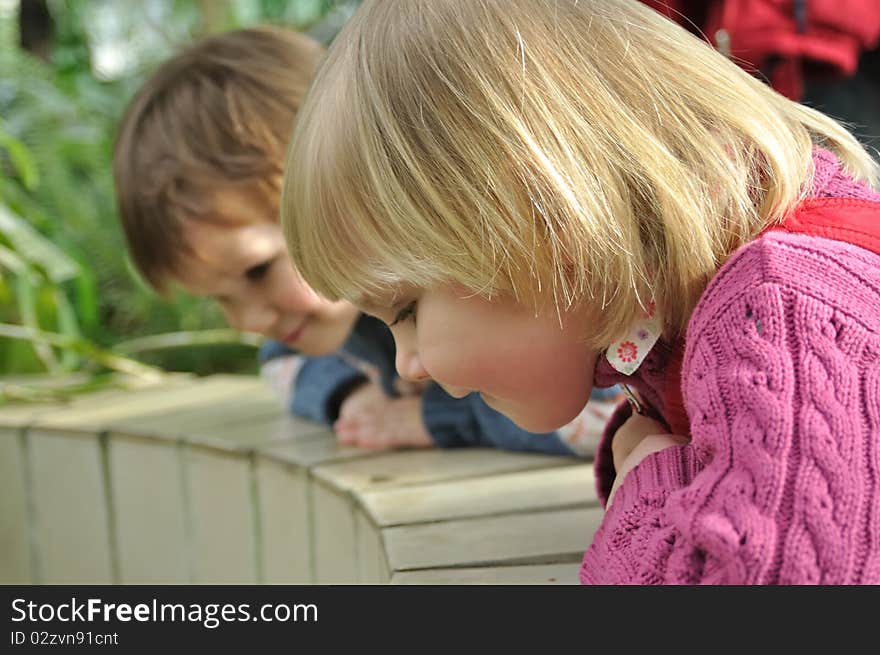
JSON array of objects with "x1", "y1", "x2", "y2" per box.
[{"x1": 0, "y1": 374, "x2": 602, "y2": 584}]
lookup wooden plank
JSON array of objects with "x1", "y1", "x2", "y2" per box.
[
  {"x1": 186, "y1": 445, "x2": 258, "y2": 584},
  {"x1": 391, "y1": 562, "x2": 581, "y2": 585},
  {"x1": 234, "y1": 413, "x2": 330, "y2": 444},
  {"x1": 28, "y1": 428, "x2": 113, "y2": 583},
  {"x1": 312, "y1": 484, "x2": 357, "y2": 584},
  {"x1": 312, "y1": 448, "x2": 576, "y2": 496},
  {"x1": 124, "y1": 409, "x2": 327, "y2": 451},
  {"x1": 255, "y1": 455, "x2": 311, "y2": 584},
  {"x1": 311, "y1": 448, "x2": 576, "y2": 585},
  {"x1": 109, "y1": 434, "x2": 190, "y2": 583},
  {"x1": 257, "y1": 432, "x2": 379, "y2": 585},
  {"x1": 0, "y1": 388, "x2": 142, "y2": 430},
  {"x1": 0, "y1": 401, "x2": 66, "y2": 430},
  {"x1": 34, "y1": 375, "x2": 266, "y2": 431},
  {"x1": 360, "y1": 463, "x2": 597, "y2": 527},
  {"x1": 382, "y1": 506, "x2": 604, "y2": 572},
  {"x1": 6, "y1": 372, "x2": 603, "y2": 587},
  {"x1": 0, "y1": 374, "x2": 192, "y2": 429},
  {"x1": 259, "y1": 432, "x2": 379, "y2": 469},
  {"x1": 106, "y1": 384, "x2": 282, "y2": 437},
  {"x1": 355, "y1": 509, "x2": 389, "y2": 583},
  {"x1": 0, "y1": 427, "x2": 32, "y2": 583}
]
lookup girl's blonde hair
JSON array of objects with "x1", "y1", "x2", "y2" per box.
[{"x1": 282, "y1": 0, "x2": 878, "y2": 347}]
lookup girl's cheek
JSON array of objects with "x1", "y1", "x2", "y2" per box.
[
  {"x1": 420, "y1": 343, "x2": 479, "y2": 389},
  {"x1": 413, "y1": 336, "x2": 444, "y2": 381}
]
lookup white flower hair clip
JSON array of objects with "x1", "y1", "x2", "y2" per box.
[{"x1": 605, "y1": 299, "x2": 662, "y2": 377}]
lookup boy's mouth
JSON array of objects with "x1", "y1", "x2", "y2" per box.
[{"x1": 281, "y1": 320, "x2": 308, "y2": 344}]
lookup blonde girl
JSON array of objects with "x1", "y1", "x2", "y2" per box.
[{"x1": 282, "y1": 0, "x2": 880, "y2": 584}]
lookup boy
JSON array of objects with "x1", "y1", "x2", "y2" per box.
[{"x1": 112, "y1": 25, "x2": 615, "y2": 456}]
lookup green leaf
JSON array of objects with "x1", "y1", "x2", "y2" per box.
[
  {"x1": 0, "y1": 129, "x2": 40, "y2": 191},
  {"x1": 0, "y1": 243, "x2": 30, "y2": 276},
  {"x1": 14, "y1": 274, "x2": 60, "y2": 373},
  {"x1": 113, "y1": 328, "x2": 263, "y2": 356},
  {"x1": 53, "y1": 287, "x2": 82, "y2": 370},
  {"x1": 72, "y1": 266, "x2": 98, "y2": 332},
  {"x1": 0, "y1": 204, "x2": 80, "y2": 282},
  {"x1": 0, "y1": 322, "x2": 164, "y2": 383},
  {"x1": 0, "y1": 372, "x2": 131, "y2": 405}
]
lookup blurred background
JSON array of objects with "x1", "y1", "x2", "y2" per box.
[{"x1": 0, "y1": 0, "x2": 357, "y2": 404}]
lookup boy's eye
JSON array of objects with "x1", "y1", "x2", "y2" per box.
[
  {"x1": 390, "y1": 301, "x2": 417, "y2": 327},
  {"x1": 245, "y1": 259, "x2": 273, "y2": 281}
]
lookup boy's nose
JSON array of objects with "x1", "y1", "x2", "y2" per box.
[
  {"x1": 396, "y1": 349, "x2": 430, "y2": 382},
  {"x1": 235, "y1": 303, "x2": 278, "y2": 336}
]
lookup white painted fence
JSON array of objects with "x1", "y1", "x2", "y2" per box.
[{"x1": 0, "y1": 374, "x2": 602, "y2": 584}]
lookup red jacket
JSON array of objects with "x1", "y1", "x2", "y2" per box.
[{"x1": 642, "y1": 0, "x2": 880, "y2": 100}]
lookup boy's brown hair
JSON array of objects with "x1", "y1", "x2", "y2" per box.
[{"x1": 113, "y1": 25, "x2": 325, "y2": 293}]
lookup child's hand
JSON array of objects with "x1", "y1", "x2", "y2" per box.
[
  {"x1": 334, "y1": 395, "x2": 434, "y2": 450},
  {"x1": 608, "y1": 413, "x2": 688, "y2": 508},
  {"x1": 338, "y1": 380, "x2": 387, "y2": 420}
]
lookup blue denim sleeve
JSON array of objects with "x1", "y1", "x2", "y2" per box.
[
  {"x1": 258, "y1": 340, "x2": 366, "y2": 425},
  {"x1": 258, "y1": 339, "x2": 294, "y2": 364},
  {"x1": 420, "y1": 383, "x2": 578, "y2": 456},
  {"x1": 290, "y1": 356, "x2": 368, "y2": 425}
]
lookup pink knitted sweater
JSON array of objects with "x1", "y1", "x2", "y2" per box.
[{"x1": 581, "y1": 149, "x2": 880, "y2": 584}]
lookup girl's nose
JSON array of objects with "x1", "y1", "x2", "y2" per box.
[{"x1": 395, "y1": 348, "x2": 430, "y2": 382}]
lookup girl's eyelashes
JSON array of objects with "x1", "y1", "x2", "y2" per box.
[
  {"x1": 390, "y1": 301, "x2": 417, "y2": 326},
  {"x1": 245, "y1": 258, "x2": 273, "y2": 282}
]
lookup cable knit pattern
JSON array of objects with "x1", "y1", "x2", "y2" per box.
[
  {"x1": 581, "y1": 151, "x2": 880, "y2": 584},
  {"x1": 811, "y1": 147, "x2": 880, "y2": 201}
]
